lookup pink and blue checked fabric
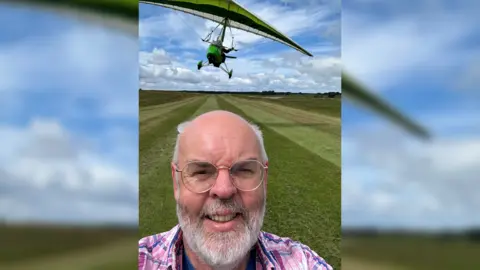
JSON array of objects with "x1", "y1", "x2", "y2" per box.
[{"x1": 139, "y1": 224, "x2": 333, "y2": 270}]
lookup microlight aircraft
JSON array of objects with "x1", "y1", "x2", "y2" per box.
[{"x1": 139, "y1": 0, "x2": 313, "y2": 78}]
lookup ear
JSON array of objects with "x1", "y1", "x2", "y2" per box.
[{"x1": 171, "y1": 162, "x2": 179, "y2": 200}]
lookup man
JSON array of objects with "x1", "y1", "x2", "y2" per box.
[
  {"x1": 213, "y1": 39, "x2": 236, "y2": 64},
  {"x1": 139, "y1": 110, "x2": 332, "y2": 270}
]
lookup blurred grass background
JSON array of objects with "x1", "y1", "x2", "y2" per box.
[
  {"x1": 342, "y1": 229, "x2": 480, "y2": 269},
  {"x1": 0, "y1": 224, "x2": 138, "y2": 269}
]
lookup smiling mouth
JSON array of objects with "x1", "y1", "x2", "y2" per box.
[{"x1": 205, "y1": 213, "x2": 241, "y2": 222}]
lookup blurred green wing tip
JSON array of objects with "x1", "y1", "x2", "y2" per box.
[
  {"x1": 0, "y1": 0, "x2": 138, "y2": 35},
  {"x1": 342, "y1": 71, "x2": 431, "y2": 140},
  {"x1": 2, "y1": 0, "x2": 430, "y2": 140},
  {"x1": 1, "y1": 0, "x2": 138, "y2": 19}
]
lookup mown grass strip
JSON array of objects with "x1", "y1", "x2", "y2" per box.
[
  {"x1": 139, "y1": 97, "x2": 206, "y2": 155},
  {"x1": 140, "y1": 96, "x2": 200, "y2": 114},
  {"x1": 217, "y1": 96, "x2": 341, "y2": 270},
  {"x1": 140, "y1": 97, "x2": 203, "y2": 131},
  {"x1": 139, "y1": 90, "x2": 201, "y2": 107},
  {"x1": 236, "y1": 95, "x2": 341, "y2": 118},
  {"x1": 242, "y1": 98, "x2": 340, "y2": 133},
  {"x1": 223, "y1": 96, "x2": 340, "y2": 167},
  {"x1": 230, "y1": 96, "x2": 340, "y2": 137},
  {"x1": 139, "y1": 95, "x2": 222, "y2": 236}
]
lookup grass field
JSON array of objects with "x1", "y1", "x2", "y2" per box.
[
  {"x1": 0, "y1": 224, "x2": 137, "y2": 269},
  {"x1": 342, "y1": 235, "x2": 480, "y2": 269},
  {"x1": 139, "y1": 90, "x2": 202, "y2": 107},
  {"x1": 240, "y1": 95, "x2": 341, "y2": 118},
  {"x1": 138, "y1": 90, "x2": 341, "y2": 269}
]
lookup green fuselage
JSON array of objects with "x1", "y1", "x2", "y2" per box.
[{"x1": 206, "y1": 44, "x2": 223, "y2": 67}]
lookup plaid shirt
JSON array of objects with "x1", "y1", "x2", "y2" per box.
[{"x1": 139, "y1": 224, "x2": 333, "y2": 270}]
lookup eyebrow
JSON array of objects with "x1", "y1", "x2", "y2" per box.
[
  {"x1": 185, "y1": 158, "x2": 207, "y2": 163},
  {"x1": 185, "y1": 157, "x2": 261, "y2": 163}
]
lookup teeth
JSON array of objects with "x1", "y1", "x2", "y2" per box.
[{"x1": 209, "y1": 214, "x2": 236, "y2": 222}]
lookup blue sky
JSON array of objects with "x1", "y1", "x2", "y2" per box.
[
  {"x1": 342, "y1": 0, "x2": 480, "y2": 229},
  {"x1": 0, "y1": 4, "x2": 138, "y2": 224},
  {"x1": 139, "y1": 0, "x2": 341, "y2": 92}
]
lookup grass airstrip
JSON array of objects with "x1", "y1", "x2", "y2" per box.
[{"x1": 138, "y1": 90, "x2": 341, "y2": 269}]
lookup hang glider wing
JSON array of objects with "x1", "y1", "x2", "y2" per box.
[
  {"x1": 342, "y1": 70, "x2": 431, "y2": 140},
  {"x1": 139, "y1": 0, "x2": 313, "y2": 56}
]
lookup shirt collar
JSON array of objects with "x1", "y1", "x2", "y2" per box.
[{"x1": 166, "y1": 225, "x2": 276, "y2": 270}]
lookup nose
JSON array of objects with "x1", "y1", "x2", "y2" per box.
[{"x1": 209, "y1": 168, "x2": 237, "y2": 199}]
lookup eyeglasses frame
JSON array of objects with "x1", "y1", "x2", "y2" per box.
[{"x1": 173, "y1": 159, "x2": 268, "y2": 194}]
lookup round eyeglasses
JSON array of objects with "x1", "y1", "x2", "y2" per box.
[{"x1": 174, "y1": 159, "x2": 268, "y2": 193}]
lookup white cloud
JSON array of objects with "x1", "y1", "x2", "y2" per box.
[
  {"x1": 143, "y1": 48, "x2": 172, "y2": 66},
  {"x1": 0, "y1": 119, "x2": 137, "y2": 224},
  {"x1": 139, "y1": 0, "x2": 340, "y2": 92},
  {"x1": 139, "y1": 47, "x2": 340, "y2": 92},
  {"x1": 342, "y1": 122, "x2": 480, "y2": 229},
  {"x1": 139, "y1": 12, "x2": 208, "y2": 50}
]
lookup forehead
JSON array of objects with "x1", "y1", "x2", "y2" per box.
[{"x1": 179, "y1": 122, "x2": 261, "y2": 163}]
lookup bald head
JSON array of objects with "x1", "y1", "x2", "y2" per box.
[
  {"x1": 183, "y1": 110, "x2": 250, "y2": 134},
  {"x1": 173, "y1": 110, "x2": 268, "y2": 164}
]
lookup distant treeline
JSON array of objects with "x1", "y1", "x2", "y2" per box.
[
  {"x1": 139, "y1": 89, "x2": 341, "y2": 98},
  {"x1": 343, "y1": 227, "x2": 480, "y2": 242}
]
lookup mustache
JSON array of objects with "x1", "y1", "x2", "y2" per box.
[{"x1": 200, "y1": 199, "x2": 247, "y2": 217}]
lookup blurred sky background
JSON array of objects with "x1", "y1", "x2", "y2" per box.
[
  {"x1": 342, "y1": 0, "x2": 480, "y2": 230},
  {"x1": 0, "y1": 3, "x2": 138, "y2": 225},
  {"x1": 0, "y1": 0, "x2": 479, "y2": 233}
]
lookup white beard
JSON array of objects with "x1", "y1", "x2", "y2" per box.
[{"x1": 176, "y1": 197, "x2": 266, "y2": 269}]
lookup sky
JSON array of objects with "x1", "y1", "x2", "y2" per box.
[
  {"x1": 0, "y1": 3, "x2": 138, "y2": 225},
  {"x1": 138, "y1": 0, "x2": 341, "y2": 93},
  {"x1": 342, "y1": 0, "x2": 480, "y2": 230}
]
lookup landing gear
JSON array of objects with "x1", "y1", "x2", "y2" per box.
[
  {"x1": 197, "y1": 60, "x2": 232, "y2": 79},
  {"x1": 220, "y1": 62, "x2": 233, "y2": 79},
  {"x1": 197, "y1": 60, "x2": 209, "y2": 70}
]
